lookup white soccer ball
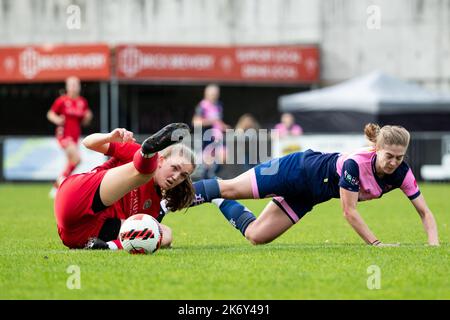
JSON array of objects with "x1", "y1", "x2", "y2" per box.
[{"x1": 119, "y1": 214, "x2": 163, "y2": 254}]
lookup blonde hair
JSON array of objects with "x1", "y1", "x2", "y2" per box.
[
  {"x1": 159, "y1": 144, "x2": 197, "y2": 211},
  {"x1": 364, "y1": 123, "x2": 410, "y2": 149},
  {"x1": 160, "y1": 144, "x2": 196, "y2": 165}
]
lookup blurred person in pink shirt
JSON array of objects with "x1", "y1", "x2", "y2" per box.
[
  {"x1": 274, "y1": 113, "x2": 303, "y2": 138},
  {"x1": 192, "y1": 84, "x2": 229, "y2": 179}
]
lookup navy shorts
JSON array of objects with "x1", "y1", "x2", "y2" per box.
[{"x1": 249, "y1": 152, "x2": 313, "y2": 224}]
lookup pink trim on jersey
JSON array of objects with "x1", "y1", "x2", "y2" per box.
[
  {"x1": 273, "y1": 196, "x2": 300, "y2": 223},
  {"x1": 401, "y1": 168, "x2": 419, "y2": 198},
  {"x1": 250, "y1": 169, "x2": 260, "y2": 199},
  {"x1": 336, "y1": 148, "x2": 383, "y2": 201}
]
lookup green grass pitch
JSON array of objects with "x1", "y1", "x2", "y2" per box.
[{"x1": 0, "y1": 183, "x2": 448, "y2": 299}]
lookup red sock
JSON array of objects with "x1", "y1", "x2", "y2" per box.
[
  {"x1": 133, "y1": 151, "x2": 158, "y2": 174},
  {"x1": 61, "y1": 161, "x2": 78, "y2": 179}
]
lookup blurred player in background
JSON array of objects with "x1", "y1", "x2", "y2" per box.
[
  {"x1": 274, "y1": 112, "x2": 303, "y2": 138},
  {"x1": 192, "y1": 84, "x2": 229, "y2": 179},
  {"x1": 47, "y1": 76, "x2": 93, "y2": 198},
  {"x1": 187, "y1": 123, "x2": 440, "y2": 247}
]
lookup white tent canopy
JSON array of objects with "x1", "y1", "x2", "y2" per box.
[{"x1": 279, "y1": 71, "x2": 450, "y2": 114}]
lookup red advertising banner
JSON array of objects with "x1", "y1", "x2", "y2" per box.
[
  {"x1": 0, "y1": 44, "x2": 110, "y2": 82},
  {"x1": 116, "y1": 45, "x2": 319, "y2": 83}
]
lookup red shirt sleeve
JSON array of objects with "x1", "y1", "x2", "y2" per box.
[
  {"x1": 105, "y1": 142, "x2": 141, "y2": 163},
  {"x1": 50, "y1": 96, "x2": 65, "y2": 115}
]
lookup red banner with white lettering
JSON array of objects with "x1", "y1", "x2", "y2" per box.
[
  {"x1": 0, "y1": 44, "x2": 110, "y2": 82},
  {"x1": 116, "y1": 45, "x2": 319, "y2": 83}
]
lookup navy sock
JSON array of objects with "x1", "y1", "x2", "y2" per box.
[
  {"x1": 192, "y1": 179, "x2": 221, "y2": 206},
  {"x1": 213, "y1": 199, "x2": 256, "y2": 236}
]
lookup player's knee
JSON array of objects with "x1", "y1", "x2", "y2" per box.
[{"x1": 245, "y1": 229, "x2": 271, "y2": 246}]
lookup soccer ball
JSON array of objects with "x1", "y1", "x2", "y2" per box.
[{"x1": 119, "y1": 214, "x2": 163, "y2": 254}]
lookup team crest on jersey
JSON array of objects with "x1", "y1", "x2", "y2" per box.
[
  {"x1": 143, "y1": 199, "x2": 152, "y2": 210},
  {"x1": 344, "y1": 170, "x2": 359, "y2": 186}
]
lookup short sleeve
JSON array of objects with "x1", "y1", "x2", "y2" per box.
[
  {"x1": 105, "y1": 142, "x2": 141, "y2": 163},
  {"x1": 401, "y1": 168, "x2": 421, "y2": 200},
  {"x1": 339, "y1": 159, "x2": 360, "y2": 192}
]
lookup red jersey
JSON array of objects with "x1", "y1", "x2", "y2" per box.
[
  {"x1": 94, "y1": 142, "x2": 162, "y2": 220},
  {"x1": 50, "y1": 95, "x2": 90, "y2": 142},
  {"x1": 55, "y1": 141, "x2": 162, "y2": 248}
]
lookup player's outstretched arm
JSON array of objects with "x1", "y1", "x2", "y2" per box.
[
  {"x1": 82, "y1": 128, "x2": 135, "y2": 154},
  {"x1": 410, "y1": 194, "x2": 439, "y2": 246}
]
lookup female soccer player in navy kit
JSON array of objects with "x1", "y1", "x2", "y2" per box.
[
  {"x1": 54, "y1": 123, "x2": 195, "y2": 250},
  {"x1": 191, "y1": 124, "x2": 439, "y2": 246}
]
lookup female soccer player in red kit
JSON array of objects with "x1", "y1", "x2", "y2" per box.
[
  {"x1": 47, "y1": 76, "x2": 93, "y2": 197},
  {"x1": 54, "y1": 123, "x2": 195, "y2": 250}
]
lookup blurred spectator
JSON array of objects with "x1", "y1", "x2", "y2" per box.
[
  {"x1": 235, "y1": 113, "x2": 261, "y2": 132},
  {"x1": 192, "y1": 84, "x2": 229, "y2": 144},
  {"x1": 192, "y1": 84, "x2": 229, "y2": 179},
  {"x1": 47, "y1": 76, "x2": 93, "y2": 198},
  {"x1": 274, "y1": 112, "x2": 303, "y2": 138}
]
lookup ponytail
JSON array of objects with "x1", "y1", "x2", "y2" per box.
[{"x1": 364, "y1": 123, "x2": 410, "y2": 149}]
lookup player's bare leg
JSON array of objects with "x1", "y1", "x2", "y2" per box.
[
  {"x1": 99, "y1": 162, "x2": 155, "y2": 206},
  {"x1": 61, "y1": 142, "x2": 81, "y2": 181},
  {"x1": 50, "y1": 141, "x2": 82, "y2": 198},
  {"x1": 217, "y1": 170, "x2": 255, "y2": 199}
]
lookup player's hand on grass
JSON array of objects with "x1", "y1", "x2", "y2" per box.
[{"x1": 109, "y1": 128, "x2": 135, "y2": 143}]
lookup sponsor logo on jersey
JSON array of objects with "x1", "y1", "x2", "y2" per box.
[
  {"x1": 344, "y1": 170, "x2": 359, "y2": 186},
  {"x1": 143, "y1": 199, "x2": 152, "y2": 210}
]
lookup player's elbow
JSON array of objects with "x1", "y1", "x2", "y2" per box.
[
  {"x1": 46, "y1": 110, "x2": 53, "y2": 121},
  {"x1": 81, "y1": 136, "x2": 93, "y2": 149}
]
